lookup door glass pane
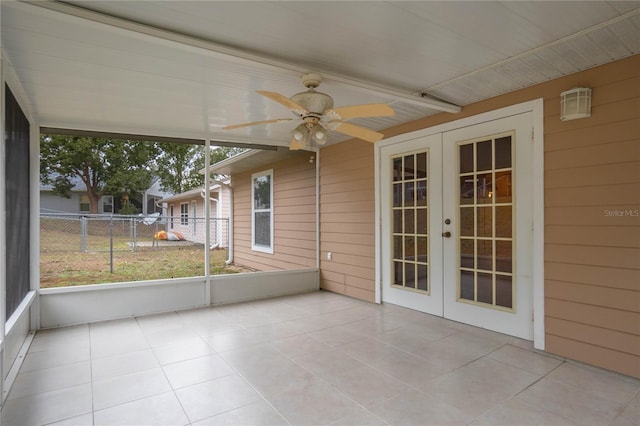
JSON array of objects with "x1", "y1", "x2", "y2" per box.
[
  {"x1": 495, "y1": 206, "x2": 512, "y2": 238},
  {"x1": 460, "y1": 207, "x2": 474, "y2": 237},
  {"x1": 496, "y1": 275, "x2": 513, "y2": 308},
  {"x1": 393, "y1": 183, "x2": 402, "y2": 207},
  {"x1": 460, "y1": 176, "x2": 474, "y2": 205},
  {"x1": 476, "y1": 140, "x2": 492, "y2": 171},
  {"x1": 477, "y1": 273, "x2": 493, "y2": 304},
  {"x1": 416, "y1": 180, "x2": 428, "y2": 206},
  {"x1": 417, "y1": 265, "x2": 428, "y2": 291},
  {"x1": 404, "y1": 182, "x2": 415, "y2": 207},
  {"x1": 477, "y1": 207, "x2": 493, "y2": 237},
  {"x1": 460, "y1": 239, "x2": 474, "y2": 268},
  {"x1": 405, "y1": 210, "x2": 415, "y2": 234},
  {"x1": 460, "y1": 144, "x2": 474, "y2": 173},
  {"x1": 477, "y1": 239, "x2": 493, "y2": 271},
  {"x1": 393, "y1": 157, "x2": 403, "y2": 181},
  {"x1": 416, "y1": 152, "x2": 427, "y2": 178},
  {"x1": 404, "y1": 155, "x2": 415, "y2": 179},
  {"x1": 394, "y1": 262, "x2": 403, "y2": 285},
  {"x1": 416, "y1": 236, "x2": 428, "y2": 262},
  {"x1": 476, "y1": 173, "x2": 493, "y2": 204},
  {"x1": 457, "y1": 133, "x2": 515, "y2": 311},
  {"x1": 495, "y1": 240, "x2": 512, "y2": 273},
  {"x1": 393, "y1": 236, "x2": 403, "y2": 260},
  {"x1": 495, "y1": 171, "x2": 512, "y2": 203},
  {"x1": 495, "y1": 136, "x2": 512, "y2": 169},
  {"x1": 405, "y1": 263, "x2": 415, "y2": 289},
  {"x1": 404, "y1": 236, "x2": 415, "y2": 261},
  {"x1": 393, "y1": 210, "x2": 403, "y2": 233},
  {"x1": 416, "y1": 209, "x2": 427, "y2": 235},
  {"x1": 460, "y1": 271, "x2": 474, "y2": 301}
]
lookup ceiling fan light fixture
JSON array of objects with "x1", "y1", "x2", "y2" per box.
[
  {"x1": 311, "y1": 123, "x2": 328, "y2": 145},
  {"x1": 291, "y1": 123, "x2": 308, "y2": 142}
]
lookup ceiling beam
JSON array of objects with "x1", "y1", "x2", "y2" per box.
[{"x1": 27, "y1": 0, "x2": 461, "y2": 114}]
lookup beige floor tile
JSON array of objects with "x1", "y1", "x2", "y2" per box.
[
  {"x1": 470, "y1": 398, "x2": 580, "y2": 425},
  {"x1": 46, "y1": 413, "x2": 95, "y2": 426},
  {"x1": 92, "y1": 367, "x2": 171, "y2": 411},
  {"x1": 152, "y1": 337, "x2": 215, "y2": 366},
  {"x1": 94, "y1": 391, "x2": 189, "y2": 426},
  {"x1": 270, "y1": 333, "x2": 333, "y2": 358},
  {"x1": 546, "y1": 362, "x2": 640, "y2": 404},
  {"x1": 175, "y1": 375, "x2": 261, "y2": 423},
  {"x1": 487, "y1": 344, "x2": 563, "y2": 376},
  {"x1": 91, "y1": 348, "x2": 159, "y2": 380},
  {"x1": 1, "y1": 383, "x2": 92, "y2": 426},
  {"x1": 514, "y1": 377, "x2": 624, "y2": 425},
  {"x1": 420, "y1": 371, "x2": 513, "y2": 417},
  {"x1": 8, "y1": 361, "x2": 91, "y2": 400},
  {"x1": 192, "y1": 400, "x2": 288, "y2": 426},
  {"x1": 330, "y1": 407, "x2": 390, "y2": 426},
  {"x1": 452, "y1": 357, "x2": 540, "y2": 396},
  {"x1": 28, "y1": 325, "x2": 89, "y2": 353},
  {"x1": 371, "y1": 389, "x2": 473, "y2": 426},
  {"x1": 20, "y1": 344, "x2": 91, "y2": 373},
  {"x1": 320, "y1": 364, "x2": 410, "y2": 407},
  {"x1": 162, "y1": 353, "x2": 235, "y2": 389},
  {"x1": 610, "y1": 391, "x2": 640, "y2": 426},
  {"x1": 265, "y1": 378, "x2": 362, "y2": 425}
]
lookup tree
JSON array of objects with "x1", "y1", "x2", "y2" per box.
[
  {"x1": 154, "y1": 144, "x2": 246, "y2": 194},
  {"x1": 40, "y1": 135, "x2": 157, "y2": 214}
]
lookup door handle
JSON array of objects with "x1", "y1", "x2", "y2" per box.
[{"x1": 442, "y1": 231, "x2": 452, "y2": 238}]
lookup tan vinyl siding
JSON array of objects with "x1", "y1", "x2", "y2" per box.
[
  {"x1": 319, "y1": 140, "x2": 376, "y2": 302},
  {"x1": 321, "y1": 54, "x2": 638, "y2": 377},
  {"x1": 232, "y1": 153, "x2": 316, "y2": 271}
]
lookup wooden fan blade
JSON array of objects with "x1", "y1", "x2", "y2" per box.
[
  {"x1": 325, "y1": 103, "x2": 395, "y2": 121},
  {"x1": 257, "y1": 91, "x2": 309, "y2": 116},
  {"x1": 289, "y1": 137, "x2": 306, "y2": 151},
  {"x1": 330, "y1": 121, "x2": 385, "y2": 142},
  {"x1": 223, "y1": 118, "x2": 292, "y2": 130}
]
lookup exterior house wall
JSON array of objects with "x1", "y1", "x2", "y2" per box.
[
  {"x1": 319, "y1": 54, "x2": 639, "y2": 378},
  {"x1": 319, "y1": 140, "x2": 376, "y2": 302},
  {"x1": 233, "y1": 153, "x2": 316, "y2": 271},
  {"x1": 167, "y1": 194, "x2": 219, "y2": 246},
  {"x1": 40, "y1": 191, "x2": 82, "y2": 214}
]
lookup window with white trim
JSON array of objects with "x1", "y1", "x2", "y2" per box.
[
  {"x1": 102, "y1": 195, "x2": 113, "y2": 213},
  {"x1": 79, "y1": 194, "x2": 90, "y2": 213},
  {"x1": 180, "y1": 203, "x2": 189, "y2": 225},
  {"x1": 252, "y1": 169, "x2": 273, "y2": 253},
  {"x1": 169, "y1": 205, "x2": 174, "y2": 229}
]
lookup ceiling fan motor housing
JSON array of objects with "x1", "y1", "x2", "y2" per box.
[{"x1": 290, "y1": 90, "x2": 334, "y2": 116}]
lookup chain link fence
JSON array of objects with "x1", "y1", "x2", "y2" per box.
[{"x1": 40, "y1": 213, "x2": 231, "y2": 288}]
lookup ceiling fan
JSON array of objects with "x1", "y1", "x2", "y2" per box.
[{"x1": 223, "y1": 73, "x2": 395, "y2": 150}]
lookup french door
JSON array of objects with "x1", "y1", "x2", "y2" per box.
[{"x1": 381, "y1": 112, "x2": 534, "y2": 340}]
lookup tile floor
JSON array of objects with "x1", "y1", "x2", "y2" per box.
[{"x1": 2, "y1": 291, "x2": 639, "y2": 426}]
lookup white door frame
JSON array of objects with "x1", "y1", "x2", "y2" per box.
[{"x1": 375, "y1": 99, "x2": 545, "y2": 349}]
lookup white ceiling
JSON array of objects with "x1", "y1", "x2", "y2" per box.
[{"x1": 2, "y1": 1, "x2": 639, "y2": 148}]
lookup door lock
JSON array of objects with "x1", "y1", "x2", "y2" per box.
[{"x1": 442, "y1": 231, "x2": 452, "y2": 238}]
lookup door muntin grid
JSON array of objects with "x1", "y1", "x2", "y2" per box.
[
  {"x1": 457, "y1": 132, "x2": 515, "y2": 311},
  {"x1": 392, "y1": 151, "x2": 429, "y2": 293}
]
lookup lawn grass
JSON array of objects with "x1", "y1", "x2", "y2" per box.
[{"x1": 40, "y1": 227, "x2": 243, "y2": 288}]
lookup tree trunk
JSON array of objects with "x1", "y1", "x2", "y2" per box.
[{"x1": 87, "y1": 188, "x2": 101, "y2": 214}]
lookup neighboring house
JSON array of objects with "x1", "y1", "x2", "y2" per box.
[
  {"x1": 210, "y1": 55, "x2": 640, "y2": 379},
  {"x1": 210, "y1": 149, "x2": 316, "y2": 271},
  {"x1": 40, "y1": 176, "x2": 170, "y2": 215},
  {"x1": 158, "y1": 183, "x2": 231, "y2": 248}
]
